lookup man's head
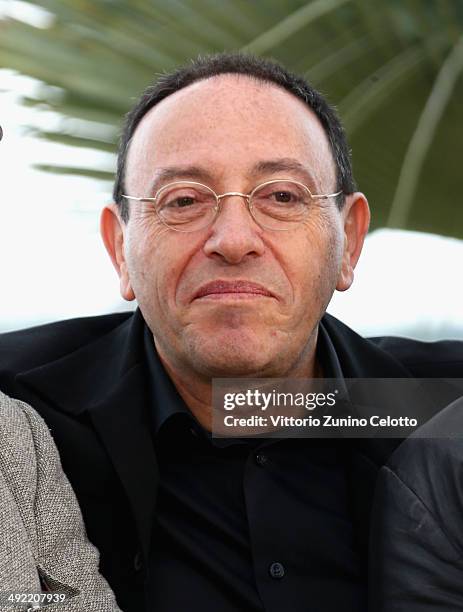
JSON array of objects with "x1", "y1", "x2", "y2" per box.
[
  {"x1": 102, "y1": 52, "x2": 369, "y2": 379},
  {"x1": 113, "y1": 53, "x2": 356, "y2": 221}
]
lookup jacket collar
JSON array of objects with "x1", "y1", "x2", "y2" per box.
[
  {"x1": 321, "y1": 313, "x2": 424, "y2": 561},
  {"x1": 16, "y1": 309, "x2": 157, "y2": 562}
]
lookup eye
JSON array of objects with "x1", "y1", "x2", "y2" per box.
[
  {"x1": 171, "y1": 195, "x2": 196, "y2": 208},
  {"x1": 253, "y1": 182, "x2": 306, "y2": 206},
  {"x1": 161, "y1": 188, "x2": 203, "y2": 209},
  {"x1": 156, "y1": 182, "x2": 218, "y2": 212},
  {"x1": 271, "y1": 190, "x2": 294, "y2": 203}
]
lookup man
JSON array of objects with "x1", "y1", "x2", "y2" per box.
[
  {"x1": 0, "y1": 53, "x2": 461, "y2": 611},
  {"x1": 0, "y1": 391, "x2": 121, "y2": 611}
]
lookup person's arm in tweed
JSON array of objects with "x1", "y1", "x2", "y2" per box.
[{"x1": 0, "y1": 392, "x2": 122, "y2": 611}]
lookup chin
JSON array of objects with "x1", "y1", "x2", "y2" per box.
[{"x1": 185, "y1": 327, "x2": 276, "y2": 378}]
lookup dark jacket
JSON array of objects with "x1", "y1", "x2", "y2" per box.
[
  {"x1": 0, "y1": 309, "x2": 461, "y2": 612},
  {"x1": 370, "y1": 394, "x2": 463, "y2": 611}
]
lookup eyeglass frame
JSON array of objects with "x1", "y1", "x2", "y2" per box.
[{"x1": 121, "y1": 178, "x2": 344, "y2": 232}]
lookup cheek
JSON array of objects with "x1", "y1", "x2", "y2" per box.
[
  {"x1": 124, "y1": 220, "x2": 169, "y2": 300},
  {"x1": 124, "y1": 218, "x2": 199, "y2": 312},
  {"x1": 289, "y1": 217, "x2": 344, "y2": 306}
]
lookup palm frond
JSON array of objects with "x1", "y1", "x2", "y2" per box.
[{"x1": 1, "y1": 0, "x2": 462, "y2": 237}]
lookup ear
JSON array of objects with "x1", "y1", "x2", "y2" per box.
[
  {"x1": 100, "y1": 204, "x2": 135, "y2": 301},
  {"x1": 336, "y1": 192, "x2": 370, "y2": 292}
]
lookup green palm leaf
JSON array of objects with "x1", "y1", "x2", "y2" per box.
[{"x1": 1, "y1": 0, "x2": 462, "y2": 237}]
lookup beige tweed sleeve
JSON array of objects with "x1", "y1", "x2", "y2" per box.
[{"x1": 0, "y1": 392, "x2": 123, "y2": 611}]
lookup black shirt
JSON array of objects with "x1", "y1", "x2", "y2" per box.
[{"x1": 145, "y1": 323, "x2": 366, "y2": 612}]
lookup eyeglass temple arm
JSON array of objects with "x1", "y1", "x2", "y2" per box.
[
  {"x1": 121, "y1": 195, "x2": 156, "y2": 202},
  {"x1": 311, "y1": 190, "x2": 344, "y2": 199}
]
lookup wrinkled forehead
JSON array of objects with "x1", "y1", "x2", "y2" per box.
[{"x1": 125, "y1": 74, "x2": 336, "y2": 192}]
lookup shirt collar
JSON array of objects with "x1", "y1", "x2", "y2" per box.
[
  {"x1": 143, "y1": 323, "x2": 190, "y2": 436},
  {"x1": 318, "y1": 318, "x2": 346, "y2": 381}
]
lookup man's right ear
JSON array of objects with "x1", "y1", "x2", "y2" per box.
[{"x1": 100, "y1": 204, "x2": 135, "y2": 301}]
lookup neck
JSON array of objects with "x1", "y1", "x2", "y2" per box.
[{"x1": 154, "y1": 330, "x2": 322, "y2": 431}]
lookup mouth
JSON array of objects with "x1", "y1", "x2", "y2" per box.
[{"x1": 193, "y1": 280, "x2": 275, "y2": 301}]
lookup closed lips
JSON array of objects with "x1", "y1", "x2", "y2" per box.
[{"x1": 194, "y1": 281, "x2": 274, "y2": 299}]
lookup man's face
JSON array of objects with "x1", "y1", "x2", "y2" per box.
[{"x1": 104, "y1": 75, "x2": 368, "y2": 377}]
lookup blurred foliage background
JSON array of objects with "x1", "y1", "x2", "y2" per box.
[{"x1": 1, "y1": 0, "x2": 462, "y2": 237}]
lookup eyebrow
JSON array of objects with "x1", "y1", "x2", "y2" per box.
[
  {"x1": 149, "y1": 166, "x2": 215, "y2": 194},
  {"x1": 148, "y1": 158, "x2": 318, "y2": 194},
  {"x1": 251, "y1": 158, "x2": 317, "y2": 186}
]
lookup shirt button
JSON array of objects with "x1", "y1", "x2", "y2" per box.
[
  {"x1": 269, "y1": 562, "x2": 285, "y2": 579},
  {"x1": 255, "y1": 452, "x2": 268, "y2": 466},
  {"x1": 133, "y1": 550, "x2": 144, "y2": 572}
]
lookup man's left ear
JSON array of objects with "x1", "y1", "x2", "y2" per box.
[{"x1": 336, "y1": 192, "x2": 370, "y2": 292}]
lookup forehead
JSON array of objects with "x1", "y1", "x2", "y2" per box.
[{"x1": 125, "y1": 74, "x2": 335, "y2": 190}]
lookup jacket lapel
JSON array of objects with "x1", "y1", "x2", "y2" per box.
[
  {"x1": 15, "y1": 310, "x2": 157, "y2": 562},
  {"x1": 321, "y1": 313, "x2": 417, "y2": 560}
]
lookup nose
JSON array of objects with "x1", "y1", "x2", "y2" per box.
[{"x1": 203, "y1": 194, "x2": 265, "y2": 264}]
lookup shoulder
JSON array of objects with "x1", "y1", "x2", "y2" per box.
[
  {"x1": 0, "y1": 312, "x2": 133, "y2": 382},
  {"x1": 0, "y1": 389, "x2": 75, "y2": 525},
  {"x1": 368, "y1": 334, "x2": 463, "y2": 376},
  {"x1": 378, "y1": 396, "x2": 463, "y2": 549},
  {"x1": 387, "y1": 395, "x2": 463, "y2": 484},
  {"x1": 0, "y1": 389, "x2": 38, "y2": 444},
  {"x1": 0, "y1": 391, "x2": 41, "y2": 499},
  {"x1": 0, "y1": 390, "x2": 58, "y2": 461},
  {"x1": 322, "y1": 312, "x2": 463, "y2": 377}
]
